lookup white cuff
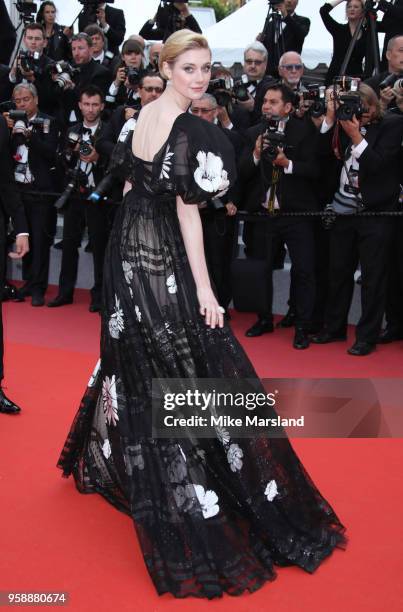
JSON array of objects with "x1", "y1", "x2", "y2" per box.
[
  {"x1": 253, "y1": 154, "x2": 260, "y2": 166},
  {"x1": 329, "y1": 0, "x2": 344, "y2": 7},
  {"x1": 9, "y1": 73, "x2": 17, "y2": 84},
  {"x1": 351, "y1": 139, "x2": 368, "y2": 158},
  {"x1": 225, "y1": 122, "x2": 234, "y2": 130},
  {"x1": 109, "y1": 82, "x2": 119, "y2": 96},
  {"x1": 320, "y1": 118, "x2": 333, "y2": 133},
  {"x1": 16, "y1": 233, "x2": 29, "y2": 237},
  {"x1": 102, "y1": 23, "x2": 110, "y2": 33},
  {"x1": 284, "y1": 160, "x2": 293, "y2": 174}
]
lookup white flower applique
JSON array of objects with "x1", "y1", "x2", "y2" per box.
[
  {"x1": 193, "y1": 151, "x2": 230, "y2": 195},
  {"x1": 135, "y1": 305, "x2": 142, "y2": 322},
  {"x1": 122, "y1": 260, "x2": 133, "y2": 284},
  {"x1": 102, "y1": 375, "x2": 119, "y2": 427},
  {"x1": 101, "y1": 439, "x2": 112, "y2": 459},
  {"x1": 160, "y1": 144, "x2": 174, "y2": 179},
  {"x1": 109, "y1": 295, "x2": 125, "y2": 339},
  {"x1": 193, "y1": 484, "x2": 220, "y2": 519},
  {"x1": 166, "y1": 273, "x2": 177, "y2": 294},
  {"x1": 265, "y1": 480, "x2": 279, "y2": 502},
  {"x1": 88, "y1": 358, "x2": 101, "y2": 387},
  {"x1": 227, "y1": 443, "x2": 244, "y2": 473}
]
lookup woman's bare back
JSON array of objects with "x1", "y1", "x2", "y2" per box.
[{"x1": 132, "y1": 98, "x2": 185, "y2": 162}]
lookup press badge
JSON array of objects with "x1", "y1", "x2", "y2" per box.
[{"x1": 345, "y1": 168, "x2": 360, "y2": 196}]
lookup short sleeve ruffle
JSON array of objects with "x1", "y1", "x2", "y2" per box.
[{"x1": 169, "y1": 113, "x2": 237, "y2": 204}]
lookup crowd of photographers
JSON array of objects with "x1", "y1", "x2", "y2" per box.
[{"x1": 0, "y1": 0, "x2": 403, "y2": 359}]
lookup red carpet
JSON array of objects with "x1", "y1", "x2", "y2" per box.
[{"x1": 1, "y1": 288, "x2": 402, "y2": 611}]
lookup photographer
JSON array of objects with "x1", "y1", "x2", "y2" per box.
[
  {"x1": 59, "y1": 33, "x2": 110, "y2": 126},
  {"x1": 5, "y1": 83, "x2": 58, "y2": 307},
  {"x1": 320, "y1": 0, "x2": 368, "y2": 85},
  {"x1": 240, "y1": 42, "x2": 276, "y2": 124},
  {"x1": 97, "y1": 72, "x2": 165, "y2": 160},
  {"x1": 9, "y1": 23, "x2": 57, "y2": 115},
  {"x1": 147, "y1": 43, "x2": 164, "y2": 72},
  {"x1": 36, "y1": 1, "x2": 70, "y2": 62},
  {"x1": 377, "y1": 0, "x2": 403, "y2": 69},
  {"x1": 84, "y1": 24, "x2": 116, "y2": 71},
  {"x1": 260, "y1": 0, "x2": 311, "y2": 77},
  {"x1": 239, "y1": 82, "x2": 320, "y2": 349},
  {"x1": 312, "y1": 84, "x2": 403, "y2": 355},
  {"x1": 190, "y1": 93, "x2": 242, "y2": 317},
  {"x1": 48, "y1": 86, "x2": 114, "y2": 312},
  {"x1": 106, "y1": 39, "x2": 145, "y2": 111},
  {"x1": 0, "y1": 114, "x2": 29, "y2": 414},
  {"x1": 139, "y1": 2, "x2": 201, "y2": 42},
  {"x1": 365, "y1": 35, "x2": 403, "y2": 111},
  {"x1": 78, "y1": 1, "x2": 126, "y2": 56}
]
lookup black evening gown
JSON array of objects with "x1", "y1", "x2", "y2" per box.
[{"x1": 57, "y1": 113, "x2": 346, "y2": 599}]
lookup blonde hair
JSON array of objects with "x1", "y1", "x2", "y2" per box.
[
  {"x1": 158, "y1": 29, "x2": 210, "y2": 79},
  {"x1": 359, "y1": 83, "x2": 383, "y2": 120}
]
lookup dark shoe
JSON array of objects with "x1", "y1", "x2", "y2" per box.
[
  {"x1": 276, "y1": 309, "x2": 296, "y2": 328},
  {"x1": 0, "y1": 388, "x2": 21, "y2": 414},
  {"x1": 12, "y1": 284, "x2": 32, "y2": 302},
  {"x1": 2, "y1": 282, "x2": 18, "y2": 301},
  {"x1": 377, "y1": 328, "x2": 403, "y2": 344},
  {"x1": 31, "y1": 293, "x2": 45, "y2": 307},
  {"x1": 293, "y1": 328, "x2": 310, "y2": 350},
  {"x1": 53, "y1": 240, "x2": 64, "y2": 250},
  {"x1": 347, "y1": 341, "x2": 375, "y2": 356},
  {"x1": 89, "y1": 302, "x2": 101, "y2": 313},
  {"x1": 245, "y1": 318, "x2": 274, "y2": 337},
  {"x1": 311, "y1": 331, "x2": 347, "y2": 344},
  {"x1": 47, "y1": 295, "x2": 73, "y2": 308}
]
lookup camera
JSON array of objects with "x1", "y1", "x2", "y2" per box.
[
  {"x1": 9, "y1": 110, "x2": 50, "y2": 146},
  {"x1": 379, "y1": 72, "x2": 403, "y2": 90},
  {"x1": 19, "y1": 50, "x2": 42, "y2": 76},
  {"x1": 54, "y1": 166, "x2": 89, "y2": 210},
  {"x1": 16, "y1": 1, "x2": 37, "y2": 23},
  {"x1": 261, "y1": 115, "x2": 287, "y2": 162},
  {"x1": 233, "y1": 75, "x2": 251, "y2": 103},
  {"x1": 48, "y1": 61, "x2": 79, "y2": 89},
  {"x1": 333, "y1": 77, "x2": 366, "y2": 120},
  {"x1": 125, "y1": 67, "x2": 143, "y2": 87},
  {"x1": 300, "y1": 84, "x2": 327, "y2": 118},
  {"x1": 64, "y1": 131, "x2": 93, "y2": 160},
  {"x1": 208, "y1": 78, "x2": 233, "y2": 108}
]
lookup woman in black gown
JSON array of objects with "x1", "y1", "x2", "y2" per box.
[
  {"x1": 57, "y1": 30, "x2": 347, "y2": 599},
  {"x1": 36, "y1": 1, "x2": 70, "y2": 62},
  {"x1": 320, "y1": 0, "x2": 368, "y2": 85}
]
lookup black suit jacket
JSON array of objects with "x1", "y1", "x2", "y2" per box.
[
  {"x1": 263, "y1": 13, "x2": 310, "y2": 75},
  {"x1": 239, "y1": 115, "x2": 319, "y2": 213},
  {"x1": 0, "y1": 0, "x2": 16, "y2": 66},
  {"x1": 10, "y1": 112, "x2": 58, "y2": 192},
  {"x1": 320, "y1": 113, "x2": 403, "y2": 210},
  {"x1": 79, "y1": 6, "x2": 126, "y2": 55},
  {"x1": 139, "y1": 14, "x2": 202, "y2": 42},
  {"x1": 60, "y1": 59, "x2": 111, "y2": 126},
  {"x1": 96, "y1": 105, "x2": 131, "y2": 158},
  {"x1": 0, "y1": 115, "x2": 28, "y2": 283}
]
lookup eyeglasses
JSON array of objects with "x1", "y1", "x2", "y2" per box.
[
  {"x1": 191, "y1": 107, "x2": 215, "y2": 114},
  {"x1": 142, "y1": 86, "x2": 164, "y2": 93},
  {"x1": 245, "y1": 59, "x2": 265, "y2": 66},
  {"x1": 280, "y1": 64, "x2": 303, "y2": 71}
]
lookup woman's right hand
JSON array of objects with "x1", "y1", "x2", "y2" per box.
[
  {"x1": 197, "y1": 287, "x2": 225, "y2": 329},
  {"x1": 114, "y1": 66, "x2": 127, "y2": 86}
]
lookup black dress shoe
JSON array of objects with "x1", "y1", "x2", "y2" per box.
[
  {"x1": 0, "y1": 388, "x2": 21, "y2": 414},
  {"x1": 2, "y1": 282, "x2": 18, "y2": 301},
  {"x1": 293, "y1": 328, "x2": 310, "y2": 350},
  {"x1": 276, "y1": 309, "x2": 296, "y2": 328},
  {"x1": 12, "y1": 284, "x2": 32, "y2": 302},
  {"x1": 377, "y1": 328, "x2": 403, "y2": 344},
  {"x1": 47, "y1": 295, "x2": 73, "y2": 308},
  {"x1": 31, "y1": 293, "x2": 45, "y2": 307},
  {"x1": 245, "y1": 318, "x2": 274, "y2": 337},
  {"x1": 89, "y1": 302, "x2": 101, "y2": 313},
  {"x1": 311, "y1": 331, "x2": 347, "y2": 344},
  {"x1": 347, "y1": 341, "x2": 375, "y2": 356}
]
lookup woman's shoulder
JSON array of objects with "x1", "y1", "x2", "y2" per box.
[{"x1": 173, "y1": 113, "x2": 235, "y2": 154}]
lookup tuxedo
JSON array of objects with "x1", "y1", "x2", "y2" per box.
[
  {"x1": 320, "y1": 113, "x2": 403, "y2": 344},
  {"x1": 56, "y1": 121, "x2": 116, "y2": 306},
  {"x1": 239, "y1": 115, "x2": 319, "y2": 328},
  {"x1": 0, "y1": 115, "x2": 28, "y2": 379},
  {"x1": 262, "y1": 13, "x2": 310, "y2": 76},
  {"x1": 79, "y1": 5, "x2": 126, "y2": 55},
  {"x1": 10, "y1": 112, "x2": 58, "y2": 296}
]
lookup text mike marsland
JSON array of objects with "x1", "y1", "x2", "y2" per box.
[{"x1": 163, "y1": 414, "x2": 305, "y2": 428}]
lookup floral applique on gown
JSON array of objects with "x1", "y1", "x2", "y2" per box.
[{"x1": 57, "y1": 113, "x2": 346, "y2": 599}]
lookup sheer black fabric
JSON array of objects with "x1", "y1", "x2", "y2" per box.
[{"x1": 57, "y1": 113, "x2": 346, "y2": 599}]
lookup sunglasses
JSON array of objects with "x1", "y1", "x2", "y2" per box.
[
  {"x1": 245, "y1": 59, "x2": 265, "y2": 66},
  {"x1": 281, "y1": 64, "x2": 303, "y2": 71},
  {"x1": 142, "y1": 86, "x2": 164, "y2": 93}
]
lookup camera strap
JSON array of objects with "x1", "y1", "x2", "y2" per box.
[{"x1": 267, "y1": 167, "x2": 281, "y2": 214}]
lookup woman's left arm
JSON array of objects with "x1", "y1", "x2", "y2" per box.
[{"x1": 176, "y1": 195, "x2": 224, "y2": 329}]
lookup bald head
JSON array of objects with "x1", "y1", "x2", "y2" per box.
[
  {"x1": 386, "y1": 35, "x2": 403, "y2": 74},
  {"x1": 279, "y1": 52, "x2": 304, "y2": 88}
]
